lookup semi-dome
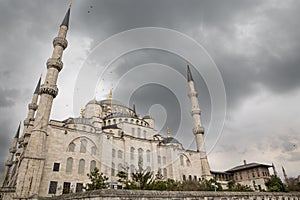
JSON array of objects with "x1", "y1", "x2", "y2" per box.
[
  {"x1": 143, "y1": 114, "x2": 151, "y2": 119},
  {"x1": 162, "y1": 137, "x2": 181, "y2": 144}
]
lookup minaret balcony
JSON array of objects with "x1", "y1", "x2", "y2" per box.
[
  {"x1": 9, "y1": 147, "x2": 17, "y2": 153},
  {"x1": 5, "y1": 161, "x2": 13, "y2": 166},
  {"x1": 193, "y1": 126, "x2": 205, "y2": 135},
  {"x1": 46, "y1": 58, "x2": 63, "y2": 72},
  {"x1": 53, "y1": 36, "x2": 68, "y2": 49},
  {"x1": 188, "y1": 91, "x2": 198, "y2": 98},
  {"x1": 15, "y1": 150, "x2": 21, "y2": 156},
  {"x1": 191, "y1": 109, "x2": 201, "y2": 115},
  {"x1": 40, "y1": 84, "x2": 59, "y2": 98},
  {"x1": 23, "y1": 119, "x2": 30, "y2": 126},
  {"x1": 18, "y1": 137, "x2": 24, "y2": 143},
  {"x1": 28, "y1": 103, "x2": 38, "y2": 111}
]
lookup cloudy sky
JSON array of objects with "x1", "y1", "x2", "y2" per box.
[{"x1": 0, "y1": 0, "x2": 300, "y2": 179}]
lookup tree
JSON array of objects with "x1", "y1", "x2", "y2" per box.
[
  {"x1": 227, "y1": 180, "x2": 253, "y2": 192},
  {"x1": 131, "y1": 165, "x2": 154, "y2": 189},
  {"x1": 85, "y1": 167, "x2": 109, "y2": 191},
  {"x1": 265, "y1": 175, "x2": 289, "y2": 192}
]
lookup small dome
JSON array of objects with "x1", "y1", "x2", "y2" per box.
[
  {"x1": 162, "y1": 137, "x2": 181, "y2": 144},
  {"x1": 143, "y1": 114, "x2": 151, "y2": 119},
  {"x1": 87, "y1": 99, "x2": 98, "y2": 105}
]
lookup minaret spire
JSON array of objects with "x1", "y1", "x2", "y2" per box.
[
  {"x1": 187, "y1": 62, "x2": 194, "y2": 82},
  {"x1": 186, "y1": 62, "x2": 212, "y2": 179},
  {"x1": 15, "y1": 5, "x2": 71, "y2": 197},
  {"x1": 34, "y1": 75, "x2": 42, "y2": 94},
  {"x1": 61, "y1": 3, "x2": 71, "y2": 28}
]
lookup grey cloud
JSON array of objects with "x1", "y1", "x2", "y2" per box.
[{"x1": 1, "y1": 0, "x2": 300, "y2": 177}]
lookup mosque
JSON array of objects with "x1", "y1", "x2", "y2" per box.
[{"x1": 0, "y1": 4, "x2": 212, "y2": 199}]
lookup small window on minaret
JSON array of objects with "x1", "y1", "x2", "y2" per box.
[{"x1": 53, "y1": 163, "x2": 60, "y2": 172}]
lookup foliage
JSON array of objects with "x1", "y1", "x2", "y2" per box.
[
  {"x1": 130, "y1": 165, "x2": 154, "y2": 189},
  {"x1": 85, "y1": 167, "x2": 108, "y2": 191},
  {"x1": 116, "y1": 167, "x2": 223, "y2": 191},
  {"x1": 265, "y1": 175, "x2": 289, "y2": 192},
  {"x1": 227, "y1": 181, "x2": 253, "y2": 192}
]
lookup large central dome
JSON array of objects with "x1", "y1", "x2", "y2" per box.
[{"x1": 87, "y1": 99, "x2": 125, "y2": 107}]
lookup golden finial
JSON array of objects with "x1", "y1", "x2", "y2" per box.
[
  {"x1": 186, "y1": 60, "x2": 190, "y2": 66},
  {"x1": 109, "y1": 89, "x2": 113, "y2": 100},
  {"x1": 69, "y1": 1, "x2": 72, "y2": 8},
  {"x1": 79, "y1": 108, "x2": 83, "y2": 118},
  {"x1": 167, "y1": 127, "x2": 171, "y2": 138},
  {"x1": 40, "y1": 73, "x2": 43, "y2": 78}
]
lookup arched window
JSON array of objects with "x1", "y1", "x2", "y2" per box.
[
  {"x1": 118, "y1": 163, "x2": 123, "y2": 173},
  {"x1": 90, "y1": 160, "x2": 96, "y2": 172},
  {"x1": 66, "y1": 157, "x2": 73, "y2": 173},
  {"x1": 157, "y1": 168, "x2": 162, "y2": 175},
  {"x1": 118, "y1": 150, "x2": 123, "y2": 159},
  {"x1": 111, "y1": 162, "x2": 115, "y2": 176},
  {"x1": 162, "y1": 156, "x2": 166, "y2": 165},
  {"x1": 138, "y1": 148, "x2": 143, "y2": 166},
  {"x1": 137, "y1": 128, "x2": 141, "y2": 138},
  {"x1": 157, "y1": 155, "x2": 161, "y2": 164},
  {"x1": 146, "y1": 150, "x2": 150, "y2": 162},
  {"x1": 130, "y1": 147, "x2": 135, "y2": 160},
  {"x1": 80, "y1": 139, "x2": 87, "y2": 153},
  {"x1": 112, "y1": 149, "x2": 116, "y2": 158},
  {"x1": 143, "y1": 130, "x2": 147, "y2": 138},
  {"x1": 68, "y1": 143, "x2": 75, "y2": 152},
  {"x1": 132, "y1": 128, "x2": 135, "y2": 136},
  {"x1": 163, "y1": 168, "x2": 167, "y2": 178},
  {"x1": 130, "y1": 164, "x2": 135, "y2": 174},
  {"x1": 180, "y1": 155, "x2": 184, "y2": 166},
  {"x1": 91, "y1": 146, "x2": 97, "y2": 155},
  {"x1": 78, "y1": 159, "x2": 85, "y2": 174}
]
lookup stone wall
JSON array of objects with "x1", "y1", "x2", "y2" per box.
[{"x1": 40, "y1": 189, "x2": 300, "y2": 200}]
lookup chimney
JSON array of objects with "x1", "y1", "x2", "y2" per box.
[{"x1": 243, "y1": 160, "x2": 247, "y2": 165}]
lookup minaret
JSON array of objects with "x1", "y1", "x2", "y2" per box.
[
  {"x1": 18, "y1": 76, "x2": 41, "y2": 150},
  {"x1": 0, "y1": 123, "x2": 20, "y2": 187},
  {"x1": 186, "y1": 63, "x2": 212, "y2": 179},
  {"x1": 16, "y1": 5, "x2": 71, "y2": 198},
  {"x1": 26, "y1": 76, "x2": 41, "y2": 125},
  {"x1": 272, "y1": 163, "x2": 278, "y2": 177},
  {"x1": 282, "y1": 166, "x2": 289, "y2": 184},
  {"x1": 2, "y1": 76, "x2": 42, "y2": 190}
]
